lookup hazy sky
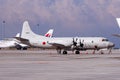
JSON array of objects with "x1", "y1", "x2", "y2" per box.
[{"x1": 0, "y1": 0, "x2": 120, "y2": 47}]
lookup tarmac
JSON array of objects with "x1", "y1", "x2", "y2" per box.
[{"x1": 0, "y1": 49, "x2": 120, "y2": 80}]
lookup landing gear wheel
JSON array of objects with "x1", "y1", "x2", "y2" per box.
[
  {"x1": 63, "y1": 51, "x2": 67, "y2": 54},
  {"x1": 99, "y1": 50, "x2": 104, "y2": 54},
  {"x1": 75, "y1": 50, "x2": 80, "y2": 54},
  {"x1": 17, "y1": 47, "x2": 22, "y2": 50},
  {"x1": 101, "y1": 52, "x2": 104, "y2": 54},
  {"x1": 23, "y1": 47, "x2": 27, "y2": 50}
]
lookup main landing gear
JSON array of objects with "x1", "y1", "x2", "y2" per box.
[
  {"x1": 57, "y1": 49, "x2": 68, "y2": 54},
  {"x1": 63, "y1": 50, "x2": 68, "y2": 54},
  {"x1": 16, "y1": 47, "x2": 27, "y2": 50},
  {"x1": 75, "y1": 50, "x2": 80, "y2": 54},
  {"x1": 57, "y1": 49, "x2": 80, "y2": 54}
]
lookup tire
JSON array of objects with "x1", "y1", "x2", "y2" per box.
[
  {"x1": 16, "y1": 45, "x2": 22, "y2": 50},
  {"x1": 17, "y1": 47, "x2": 22, "y2": 50},
  {"x1": 63, "y1": 51, "x2": 67, "y2": 54},
  {"x1": 75, "y1": 50, "x2": 80, "y2": 54},
  {"x1": 101, "y1": 52, "x2": 104, "y2": 54},
  {"x1": 23, "y1": 47, "x2": 27, "y2": 50}
]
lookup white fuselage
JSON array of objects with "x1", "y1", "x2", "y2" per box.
[{"x1": 28, "y1": 36, "x2": 113, "y2": 50}]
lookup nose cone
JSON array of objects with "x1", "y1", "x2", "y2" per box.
[{"x1": 108, "y1": 42, "x2": 115, "y2": 48}]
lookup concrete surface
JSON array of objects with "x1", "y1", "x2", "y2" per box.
[{"x1": 0, "y1": 49, "x2": 120, "y2": 80}]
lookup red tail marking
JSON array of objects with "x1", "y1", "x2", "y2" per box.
[{"x1": 42, "y1": 42, "x2": 46, "y2": 45}]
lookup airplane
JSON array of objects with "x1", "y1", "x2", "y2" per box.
[
  {"x1": 16, "y1": 21, "x2": 115, "y2": 54},
  {"x1": 0, "y1": 33, "x2": 28, "y2": 50},
  {"x1": 0, "y1": 29, "x2": 54, "y2": 50}
]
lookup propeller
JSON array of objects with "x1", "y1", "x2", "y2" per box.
[
  {"x1": 72, "y1": 38, "x2": 77, "y2": 47},
  {"x1": 71, "y1": 38, "x2": 84, "y2": 50},
  {"x1": 79, "y1": 39, "x2": 84, "y2": 48},
  {"x1": 71, "y1": 38, "x2": 77, "y2": 50}
]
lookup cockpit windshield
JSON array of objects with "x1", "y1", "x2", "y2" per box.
[{"x1": 102, "y1": 39, "x2": 109, "y2": 41}]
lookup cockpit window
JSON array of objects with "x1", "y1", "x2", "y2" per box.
[{"x1": 102, "y1": 39, "x2": 109, "y2": 41}]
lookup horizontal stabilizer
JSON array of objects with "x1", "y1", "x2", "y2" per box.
[{"x1": 14, "y1": 37, "x2": 30, "y2": 45}]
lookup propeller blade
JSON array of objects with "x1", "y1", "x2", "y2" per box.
[
  {"x1": 79, "y1": 39, "x2": 84, "y2": 47},
  {"x1": 72, "y1": 38, "x2": 77, "y2": 46}
]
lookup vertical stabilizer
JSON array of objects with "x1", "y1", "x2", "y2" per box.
[
  {"x1": 45, "y1": 29, "x2": 54, "y2": 38},
  {"x1": 15, "y1": 33, "x2": 20, "y2": 37},
  {"x1": 116, "y1": 18, "x2": 120, "y2": 28},
  {"x1": 21, "y1": 21, "x2": 41, "y2": 39}
]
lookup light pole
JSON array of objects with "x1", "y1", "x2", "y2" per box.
[
  {"x1": 0, "y1": 22, "x2": 1, "y2": 40},
  {"x1": 37, "y1": 24, "x2": 39, "y2": 34},
  {"x1": 3, "y1": 21, "x2": 5, "y2": 39}
]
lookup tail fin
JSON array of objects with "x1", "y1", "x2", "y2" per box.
[
  {"x1": 44, "y1": 29, "x2": 54, "y2": 38},
  {"x1": 116, "y1": 18, "x2": 120, "y2": 28},
  {"x1": 15, "y1": 33, "x2": 20, "y2": 37},
  {"x1": 21, "y1": 21, "x2": 42, "y2": 39}
]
